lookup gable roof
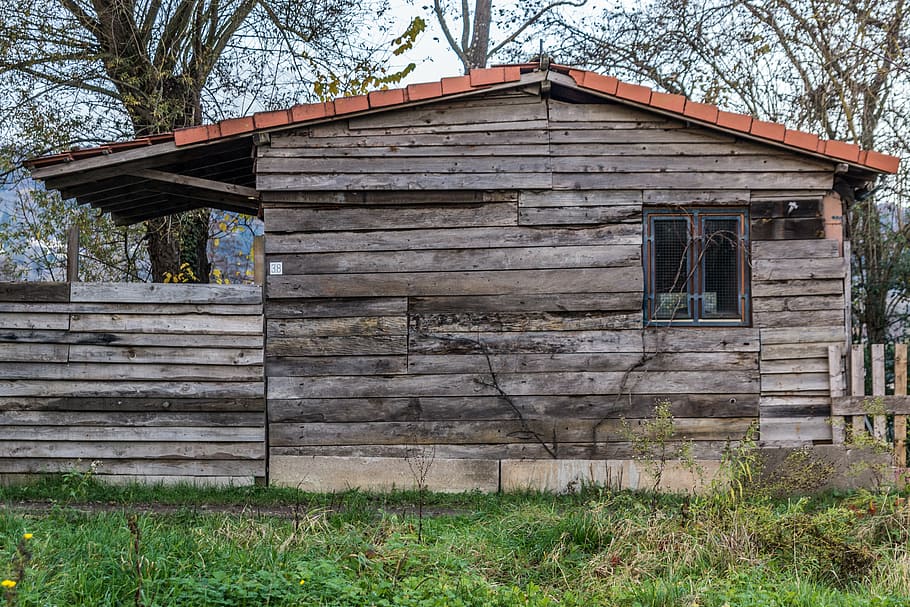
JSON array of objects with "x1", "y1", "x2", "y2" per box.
[
  {"x1": 28, "y1": 63, "x2": 900, "y2": 174},
  {"x1": 24, "y1": 63, "x2": 901, "y2": 225}
]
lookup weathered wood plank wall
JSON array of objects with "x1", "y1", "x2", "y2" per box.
[
  {"x1": 258, "y1": 92, "x2": 842, "y2": 488},
  {"x1": 0, "y1": 282, "x2": 265, "y2": 485}
]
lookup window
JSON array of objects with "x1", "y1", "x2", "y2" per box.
[{"x1": 644, "y1": 208, "x2": 750, "y2": 325}]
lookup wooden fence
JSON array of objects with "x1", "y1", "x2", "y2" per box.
[
  {"x1": 0, "y1": 282, "x2": 265, "y2": 485},
  {"x1": 829, "y1": 343, "x2": 908, "y2": 467}
]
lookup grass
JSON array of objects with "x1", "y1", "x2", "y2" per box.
[{"x1": 1, "y1": 477, "x2": 910, "y2": 606}]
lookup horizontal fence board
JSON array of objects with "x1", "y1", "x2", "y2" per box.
[
  {"x1": 68, "y1": 345, "x2": 263, "y2": 365},
  {"x1": 267, "y1": 298, "x2": 408, "y2": 319},
  {"x1": 272, "y1": 245, "x2": 640, "y2": 275},
  {"x1": 409, "y1": 292, "x2": 643, "y2": 313},
  {"x1": 0, "y1": 282, "x2": 69, "y2": 302},
  {"x1": 268, "y1": 393, "x2": 759, "y2": 423},
  {"x1": 69, "y1": 313, "x2": 261, "y2": 335},
  {"x1": 752, "y1": 258, "x2": 846, "y2": 281},
  {"x1": 0, "y1": 330, "x2": 263, "y2": 349},
  {"x1": 268, "y1": 370, "x2": 759, "y2": 399},
  {"x1": 267, "y1": 267, "x2": 643, "y2": 298},
  {"x1": 0, "y1": 411, "x2": 263, "y2": 427},
  {"x1": 268, "y1": 316, "x2": 407, "y2": 338},
  {"x1": 751, "y1": 239, "x2": 840, "y2": 259},
  {"x1": 0, "y1": 426, "x2": 264, "y2": 442},
  {"x1": 0, "y1": 313, "x2": 70, "y2": 330},
  {"x1": 267, "y1": 335, "x2": 407, "y2": 357},
  {"x1": 0, "y1": 380, "x2": 263, "y2": 398},
  {"x1": 264, "y1": 224, "x2": 642, "y2": 254},
  {"x1": 0, "y1": 458, "x2": 264, "y2": 476},
  {"x1": 0, "y1": 397, "x2": 264, "y2": 413},
  {"x1": 70, "y1": 283, "x2": 262, "y2": 304},
  {"x1": 0, "y1": 362, "x2": 262, "y2": 381},
  {"x1": 0, "y1": 440, "x2": 264, "y2": 459},
  {"x1": 411, "y1": 311, "x2": 642, "y2": 333}
]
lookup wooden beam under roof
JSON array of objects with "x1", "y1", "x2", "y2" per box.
[{"x1": 128, "y1": 168, "x2": 259, "y2": 201}]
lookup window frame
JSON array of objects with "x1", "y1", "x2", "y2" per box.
[{"x1": 643, "y1": 208, "x2": 751, "y2": 326}]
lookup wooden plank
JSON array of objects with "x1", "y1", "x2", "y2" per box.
[
  {"x1": 751, "y1": 239, "x2": 840, "y2": 259},
  {"x1": 264, "y1": 224, "x2": 642, "y2": 253},
  {"x1": 409, "y1": 292, "x2": 643, "y2": 313},
  {"x1": 752, "y1": 258, "x2": 846, "y2": 281},
  {"x1": 264, "y1": 203, "x2": 519, "y2": 232},
  {"x1": 129, "y1": 168, "x2": 260, "y2": 199},
  {"x1": 0, "y1": 381, "x2": 262, "y2": 398},
  {"x1": 552, "y1": 155, "x2": 828, "y2": 173},
  {"x1": 0, "y1": 459, "x2": 264, "y2": 477},
  {"x1": 262, "y1": 190, "x2": 518, "y2": 205},
  {"x1": 761, "y1": 373, "x2": 831, "y2": 393},
  {"x1": 751, "y1": 217, "x2": 825, "y2": 240},
  {"x1": 345, "y1": 98, "x2": 548, "y2": 129},
  {"x1": 267, "y1": 298, "x2": 407, "y2": 319},
  {"x1": 267, "y1": 316, "x2": 407, "y2": 337},
  {"x1": 408, "y1": 329, "x2": 645, "y2": 355},
  {"x1": 761, "y1": 343, "x2": 845, "y2": 360},
  {"x1": 0, "y1": 411, "x2": 263, "y2": 427},
  {"x1": 851, "y1": 345, "x2": 866, "y2": 440},
  {"x1": 895, "y1": 343, "x2": 907, "y2": 466},
  {"x1": 263, "y1": 144, "x2": 551, "y2": 158},
  {"x1": 554, "y1": 172, "x2": 833, "y2": 191},
  {"x1": 760, "y1": 416, "x2": 832, "y2": 442},
  {"x1": 0, "y1": 426, "x2": 263, "y2": 442},
  {"x1": 268, "y1": 393, "x2": 760, "y2": 424},
  {"x1": 761, "y1": 357, "x2": 829, "y2": 374},
  {"x1": 0, "y1": 302, "x2": 263, "y2": 315},
  {"x1": 549, "y1": 128, "x2": 734, "y2": 145},
  {"x1": 747, "y1": 280, "x2": 845, "y2": 298},
  {"x1": 872, "y1": 343, "x2": 887, "y2": 440},
  {"x1": 269, "y1": 417, "x2": 754, "y2": 447},
  {"x1": 268, "y1": 335, "x2": 406, "y2": 356},
  {"x1": 405, "y1": 352, "x2": 757, "y2": 374},
  {"x1": 69, "y1": 313, "x2": 262, "y2": 335},
  {"x1": 643, "y1": 328, "x2": 760, "y2": 353},
  {"x1": 0, "y1": 282, "x2": 69, "y2": 303},
  {"x1": 0, "y1": 362, "x2": 261, "y2": 382},
  {"x1": 266, "y1": 356, "x2": 408, "y2": 376},
  {"x1": 753, "y1": 310, "x2": 843, "y2": 329},
  {"x1": 0, "y1": 330, "x2": 263, "y2": 349},
  {"x1": 66, "y1": 225, "x2": 79, "y2": 282},
  {"x1": 70, "y1": 283, "x2": 262, "y2": 304},
  {"x1": 0, "y1": 440, "x2": 264, "y2": 459},
  {"x1": 68, "y1": 345, "x2": 262, "y2": 365},
  {"x1": 0, "y1": 313, "x2": 69, "y2": 330},
  {"x1": 829, "y1": 345, "x2": 846, "y2": 444},
  {"x1": 411, "y1": 311, "x2": 642, "y2": 333},
  {"x1": 0, "y1": 343, "x2": 68, "y2": 362},
  {"x1": 760, "y1": 326, "x2": 845, "y2": 345},
  {"x1": 256, "y1": 156, "x2": 553, "y2": 175},
  {"x1": 519, "y1": 190, "x2": 642, "y2": 207},
  {"x1": 312, "y1": 119, "x2": 550, "y2": 137},
  {"x1": 273, "y1": 245, "x2": 640, "y2": 275},
  {"x1": 832, "y1": 395, "x2": 910, "y2": 415},
  {"x1": 518, "y1": 206, "x2": 640, "y2": 225},
  {"x1": 0, "y1": 397, "x2": 264, "y2": 413},
  {"x1": 266, "y1": 267, "x2": 643, "y2": 298},
  {"x1": 268, "y1": 370, "x2": 759, "y2": 399},
  {"x1": 752, "y1": 295, "x2": 844, "y2": 313},
  {"x1": 271, "y1": 131, "x2": 547, "y2": 149},
  {"x1": 643, "y1": 189, "x2": 749, "y2": 205},
  {"x1": 258, "y1": 172, "x2": 554, "y2": 191}
]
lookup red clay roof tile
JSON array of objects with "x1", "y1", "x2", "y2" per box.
[
  {"x1": 716, "y1": 110, "x2": 753, "y2": 132},
  {"x1": 583, "y1": 72, "x2": 619, "y2": 95},
  {"x1": 407, "y1": 81, "x2": 443, "y2": 101},
  {"x1": 823, "y1": 140, "x2": 861, "y2": 163},
  {"x1": 861, "y1": 150, "x2": 901, "y2": 173},
  {"x1": 469, "y1": 67, "x2": 506, "y2": 86},
  {"x1": 219, "y1": 116, "x2": 255, "y2": 137},
  {"x1": 616, "y1": 81, "x2": 652, "y2": 104},
  {"x1": 253, "y1": 109, "x2": 292, "y2": 129},
  {"x1": 289, "y1": 102, "x2": 332, "y2": 123},
  {"x1": 441, "y1": 75, "x2": 473, "y2": 95},
  {"x1": 25, "y1": 64, "x2": 900, "y2": 175},
  {"x1": 650, "y1": 91, "x2": 686, "y2": 113},
  {"x1": 750, "y1": 119, "x2": 786, "y2": 141},
  {"x1": 333, "y1": 94, "x2": 369, "y2": 114},
  {"x1": 783, "y1": 129, "x2": 819, "y2": 152},
  {"x1": 368, "y1": 88, "x2": 406, "y2": 108},
  {"x1": 683, "y1": 100, "x2": 719, "y2": 123}
]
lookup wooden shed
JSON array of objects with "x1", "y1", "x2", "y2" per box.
[{"x1": 27, "y1": 63, "x2": 901, "y2": 491}]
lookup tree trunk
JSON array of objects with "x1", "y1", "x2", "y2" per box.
[{"x1": 467, "y1": 0, "x2": 493, "y2": 69}]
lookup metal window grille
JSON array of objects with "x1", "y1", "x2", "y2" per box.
[{"x1": 645, "y1": 209, "x2": 749, "y2": 325}]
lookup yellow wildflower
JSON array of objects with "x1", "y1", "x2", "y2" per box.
[
  {"x1": 22, "y1": 533, "x2": 32, "y2": 540},
  {"x1": 1, "y1": 580, "x2": 15, "y2": 589},
  {"x1": 299, "y1": 579, "x2": 306, "y2": 585}
]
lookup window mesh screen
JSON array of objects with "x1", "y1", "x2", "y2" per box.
[
  {"x1": 702, "y1": 218, "x2": 740, "y2": 318},
  {"x1": 653, "y1": 218, "x2": 690, "y2": 319}
]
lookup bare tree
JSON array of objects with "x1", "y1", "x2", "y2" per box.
[
  {"x1": 554, "y1": 0, "x2": 910, "y2": 341},
  {"x1": 0, "y1": 0, "x2": 416, "y2": 281},
  {"x1": 430, "y1": 0, "x2": 586, "y2": 73}
]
